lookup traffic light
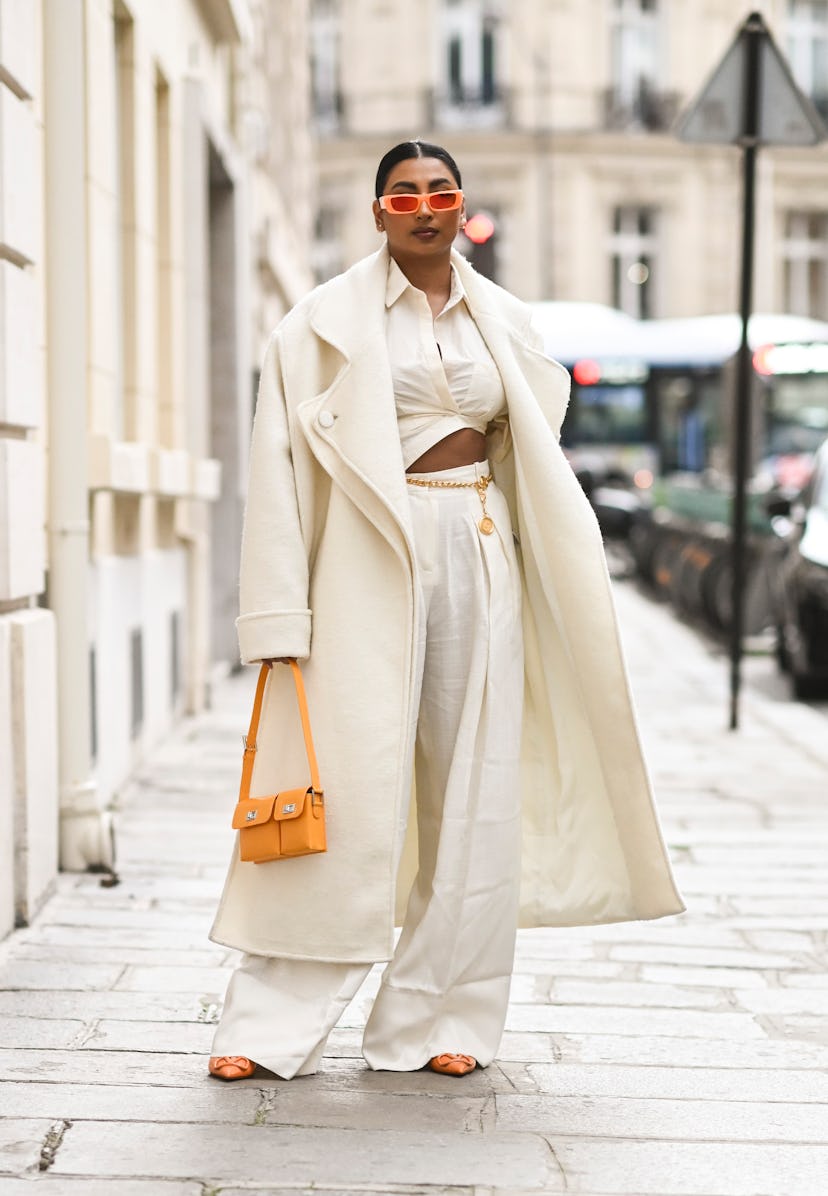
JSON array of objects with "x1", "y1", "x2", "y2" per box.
[
  {"x1": 464, "y1": 213, "x2": 495, "y2": 245},
  {"x1": 462, "y1": 211, "x2": 497, "y2": 280}
]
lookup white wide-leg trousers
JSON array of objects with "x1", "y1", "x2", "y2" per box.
[{"x1": 211, "y1": 462, "x2": 524, "y2": 1077}]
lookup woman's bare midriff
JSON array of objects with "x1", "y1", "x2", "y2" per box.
[{"x1": 406, "y1": 428, "x2": 487, "y2": 473}]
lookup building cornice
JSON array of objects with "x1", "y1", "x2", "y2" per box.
[{"x1": 195, "y1": 0, "x2": 253, "y2": 45}]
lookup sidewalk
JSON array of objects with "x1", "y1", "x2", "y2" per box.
[{"x1": 1, "y1": 579, "x2": 827, "y2": 1196}]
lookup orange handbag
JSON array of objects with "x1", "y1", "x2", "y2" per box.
[{"x1": 231, "y1": 660, "x2": 327, "y2": 864}]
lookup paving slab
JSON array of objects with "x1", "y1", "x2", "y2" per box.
[
  {"x1": 637, "y1": 964, "x2": 771, "y2": 988},
  {"x1": 0, "y1": 1186, "x2": 201, "y2": 1196},
  {"x1": 504, "y1": 1003, "x2": 765, "y2": 1039},
  {"x1": 545, "y1": 978, "x2": 728, "y2": 1009},
  {"x1": 0, "y1": 1049, "x2": 212, "y2": 1088},
  {"x1": 112, "y1": 964, "x2": 230, "y2": 993},
  {"x1": 78, "y1": 1018, "x2": 214, "y2": 1053},
  {"x1": 781, "y1": 971, "x2": 828, "y2": 988},
  {"x1": 214, "y1": 1189, "x2": 474, "y2": 1196},
  {"x1": 494, "y1": 1093, "x2": 828, "y2": 1143},
  {"x1": 551, "y1": 1137, "x2": 828, "y2": 1196},
  {"x1": 34, "y1": 903, "x2": 214, "y2": 933},
  {"x1": 500, "y1": 1061, "x2": 828, "y2": 1101},
  {"x1": 508, "y1": 959, "x2": 627, "y2": 980},
  {"x1": 520, "y1": 1030, "x2": 828, "y2": 1068},
  {"x1": 0, "y1": 1080, "x2": 262, "y2": 1124},
  {"x1": 30, "y1": 924, "x2": 225, "y2": 950},
  {"x1": 730, "y1": 987, "x2": 828, "y2": 1014},
  {"x1": 605, "y1": 944, "x2": 810, "y2": 968},
  {"x1": 0, "y1": 1017, "x2": 86, "y2": 1049},
  {"x1": 51, "y1": 1122, "x2": 564, "y2": 1189},
  {"x1": 0, "y1": 991, "x2": 220, "y2": 1023},
  {"x1": 0, "y1": 961, "x2": 126, "y2": 991},
  {"x1": 260, "y1": 1088, "x2": 493, "y2": 1133},
  {"x1": 12, "y1": 943, "x2": 224, "y2": 967}
]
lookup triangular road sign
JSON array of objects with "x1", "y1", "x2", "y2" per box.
[
  {"x1": 675, "y1": 36, "x2": 744, "y2": 144},
  {"x1": 759, "y1": 30, "x2": 826, "y2": 143},
  {"x1": 675, "y1": 10, "x2": 826, "y2": 146}
]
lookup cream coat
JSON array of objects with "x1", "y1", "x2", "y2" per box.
[{"x1": 210, "y1": 247, "x2": 685, "y2": 962}]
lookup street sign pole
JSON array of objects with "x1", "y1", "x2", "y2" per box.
[
  {"x1": 674, "y1": 10, "x2": 826, "y2": 730},
  {"x1": 729, "y1": 18, "x2": 761, "y2": 731}
]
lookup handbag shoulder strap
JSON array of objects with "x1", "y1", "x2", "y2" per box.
[{"x1": 239, "y1": 660, "x2": 322, "y2": 800}]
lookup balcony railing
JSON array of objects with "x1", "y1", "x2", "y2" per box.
[
  {"x1": 427, "y1": 85, "x2": 512, "y2": 130},
  {"x1": 311, "y1": 85, "x2": 513, "y2": 135},
  {"x1": 602, "y1": 83, "x2": 681, "y2": 133}
]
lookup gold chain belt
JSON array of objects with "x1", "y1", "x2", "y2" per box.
[{"x1": 405, "y1": 472, "x2": 495, "y2": 535}]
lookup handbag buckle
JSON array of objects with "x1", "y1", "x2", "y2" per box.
[{"x1": 311, "y1": 789, "x2": 324, "y2": 808}]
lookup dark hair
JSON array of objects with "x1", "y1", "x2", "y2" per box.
[{"x1": 374, "y1": 140, "x2": 462, "y2": 199}]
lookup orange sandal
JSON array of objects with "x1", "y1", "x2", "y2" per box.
[
  {"x1": 428, "y1": 1053, "x2": 477, "y2": 1076},
  {"x1": 208, "y1": 1055, "x2": 257, "y2": 1081}
]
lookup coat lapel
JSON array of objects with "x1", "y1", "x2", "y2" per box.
[{"x1": 294, "y1": 248, "x2": 415, "y2": 569}]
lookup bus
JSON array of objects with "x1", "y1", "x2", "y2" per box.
[{"x1": 529, "y1": 303, "x2": 828, "y2": 494}]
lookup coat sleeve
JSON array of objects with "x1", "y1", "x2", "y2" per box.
[{"x1": 235, "y1": 331, "x2": 312, "y2": 665}]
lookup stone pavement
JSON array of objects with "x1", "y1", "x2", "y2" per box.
[{"x1": 1, "y1": 579, "x2": 827, "y2": 1196}]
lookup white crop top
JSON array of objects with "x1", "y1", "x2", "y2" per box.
[{"x1": 385, "y1": 256, "x2": 507, "y2": 469}]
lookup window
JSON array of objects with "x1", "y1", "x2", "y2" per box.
[
  {"x1": 437, "y1": 0, "x2": 503, "y2": 127},
  {"x1": 606, "y1": 0, "x2": 666, "y2": 129},
  {"x1": 787, "y1": 0, "x2": 828, "y2": 119},
  {"x1": 570, "y1": 385, "x2": 648, "y2": 446},
  {"x1": 782, "y1": 211, "x2": 828, "y2": 318},
  {"x1": 609, "y1": 206, "x2": 659, "y2": 318},
  {"x1": 310, "y1": 0, "x2": 343, "y2": 132}
]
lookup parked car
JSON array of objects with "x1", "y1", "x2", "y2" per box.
[
  {"x1": 573, "y1": 465, "x2": 648, "y2": 540},
  {"x1": 768, "y1": 438, "x2": 828, "y2": 698}
]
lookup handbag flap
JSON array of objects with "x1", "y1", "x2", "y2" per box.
[
  {"x1": 232, "y1": 787, "x2": 313, "y2": 829},
  {"x1": 232, "y1": 795, "x2": 277, "y2": 830},
  {"x1": 272, "y1": 786, "x2": 311, "y2": 821}
]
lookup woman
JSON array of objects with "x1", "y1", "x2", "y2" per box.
[{"x1": 208, "y1": 140, "x2": 684, "y2": 1082}]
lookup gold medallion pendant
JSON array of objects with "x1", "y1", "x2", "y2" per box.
[
  {"x1": 474, "y1": 476, "x2": 495, "y2": 535},
  {"x1": 405, "y1": 472, "x2": 496, "y2": 534}
]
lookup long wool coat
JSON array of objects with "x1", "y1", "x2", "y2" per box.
[{"x1": 210, "y1": 246, "x2": 685, "y2": 962}]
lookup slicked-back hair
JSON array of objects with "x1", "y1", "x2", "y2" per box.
[{"x1": 374, "y1": 140, "x2": 462, "y2": 199}]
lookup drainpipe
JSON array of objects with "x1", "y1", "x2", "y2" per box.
[{"x1": 43, "y1": 0, "x2": 115, "y2": 874}]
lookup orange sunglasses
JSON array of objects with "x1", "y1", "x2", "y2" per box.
[{"x1": 378, "y1": 189, "x2": 464, "y2": 215}]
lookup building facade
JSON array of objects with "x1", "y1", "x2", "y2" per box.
[
  {"x1": 310, "y1": 0, "x2": 828, "y2": 321},
  {"x1": 0, "y1": 0, "x2": 314, "y2": 938}
]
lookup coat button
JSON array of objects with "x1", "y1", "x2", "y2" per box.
[{"x1": 318, "y1": 411, "x2": 335, "y2": 429}]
